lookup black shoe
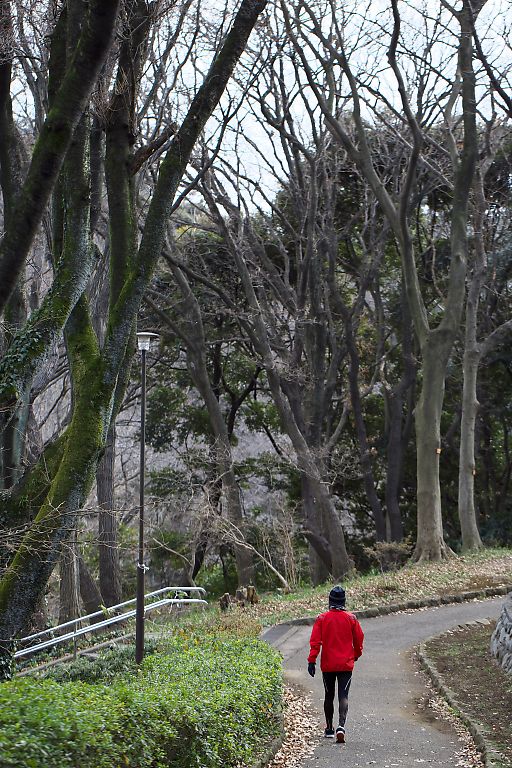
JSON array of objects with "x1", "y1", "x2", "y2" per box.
[
  {"x1": 324, "y1": 727, "x2": 335, "y2": 738},
  {"x1": 336, "y1": 726, "x2": 345, "y2": 743}
]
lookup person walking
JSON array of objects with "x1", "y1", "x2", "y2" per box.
[{"x1": 307, "y1": 585, "x2": 364, "y2": 743}]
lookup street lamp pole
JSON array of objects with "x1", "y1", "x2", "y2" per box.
[{"x1": 135, "y1": 332, "x2": 158, "y2": 664}]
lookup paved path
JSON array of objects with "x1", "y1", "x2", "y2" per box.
[{"x1": 263, "y1": 596, "x2": 505, "y2": 768}]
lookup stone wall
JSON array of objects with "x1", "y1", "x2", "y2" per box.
[{"x1": 490, "y1": 592, "x2": 512, "y2": 674}]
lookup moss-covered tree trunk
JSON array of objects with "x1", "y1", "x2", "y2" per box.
[
  {"x1": 98, "y1": 425, "x2": 122, "y2": 606},
  {"x1": 0, "y1": 0, "x2": 121, "y2": 315},
  {"x1": 0, "y1": 1, "x2": 30, "y2": 490},
  {"x1": 0, "y1": 0, "x2": 267, "y2": 677},
  {"x1": 0, "y1": 299, "x2": 106, "y2": 666}
]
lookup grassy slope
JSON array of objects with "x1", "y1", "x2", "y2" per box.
[
  {"x1": 248, "y1": 547, "x2": 512, "y2": 625},
  {"x1": 167, "y1": 548, "x2": 512, "y2": 636}
]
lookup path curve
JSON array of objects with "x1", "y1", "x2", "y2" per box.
[{"x1": 263, "y1": 596, "x2": 506, "y2": 767}]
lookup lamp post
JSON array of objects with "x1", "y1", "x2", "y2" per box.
[{"x1": 135, "y1": 331, "x2": 159, "y2": 664}]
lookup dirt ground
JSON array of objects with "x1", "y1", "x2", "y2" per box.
[{"x1": 424, "y1": 622, "x2": 512, "y2": 766}]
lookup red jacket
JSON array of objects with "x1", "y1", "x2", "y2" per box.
[{"x1": 308, "y1": 609, "x2": 364, "y2": 672}]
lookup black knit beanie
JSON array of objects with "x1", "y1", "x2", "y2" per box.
[{"x1": 328, "y1": 585, "x2": 346, "y2": 608}]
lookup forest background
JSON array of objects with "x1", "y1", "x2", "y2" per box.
[{"x1": 1, "y1": 0, "x2": 512, "y2": 672}]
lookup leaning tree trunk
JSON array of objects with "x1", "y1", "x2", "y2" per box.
[
  {"x1": 217, "y1": 199, "x2": 352, "y2": 578},
  {"x1": 0, "y1": 0, "x2": 122, "y2": 315},
  {"x1": 413, "y1": 338, "x2": 454, "y2": 561},
  {"x1": 196, "y1": 376, "x2": 255, "y2": 587},
  {"x1": 267, "y1": 365, "x2": 353, "y2": 577},
  {"x1": 159, "y1": 258, "x2": 255, "y2": 588}
]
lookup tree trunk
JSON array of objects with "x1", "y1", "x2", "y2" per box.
[
  {"x1": 0, "y1": 0, "x2": 122, "y2": 315},
  {"x1": 458, "y1": 173, "x2": 486, "y2": 550},
  {"x1": 191, "y1": 535, "x2": 208, "y2": 580},
  {"x1": 218, "y1": 223, "x2": 352, "y2": 578},
  {"x1": 1, "y1": 285, "x2": 30, "y2": 490},
  {"x1": 346, "y1": 319, "x2": 386, "y2": 540},
  {"x1": 458, "y1": 342, "x2": 483, "y2": 549},
  {"x1": 78, "y1": 555, "x2": 104, "y2": 622},
  {"x1": 302, "y1": 475, "x2": 330, "y2": 583},
  {"x1": 385, "y1": 390, "x2": 405, "y2": 542},
  {"x1": 384, "y1": 291, "x2": 415, "y2": 542},
  {"x1": 222, "y1": 461, "x2": 255, "y2": 586},
  {"x1": 155, "y1": 330, "x2": 255, "y2": 587},
  {"x1": 160, "y1": 266, "x2": 255, "y2": 588},
  {"x1": 97, "y1": 424, "x2": 122, "y2": 605},
  {"x1": 413, "y1": 339, "x2": 453, "y2": 561},
  {"x1": 309, "y1": 471, "x2": 352, "y2": 578},
  {"x1": 59, "y1": 527, "x2": 80, "y2": 624},
  {"x1": 0, "y1": 313, "x2": 106, "y2": 648}
]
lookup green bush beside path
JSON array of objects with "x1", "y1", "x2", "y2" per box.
[{"x1": 0, "y1": 636, "x2": 282, "y2": 768}]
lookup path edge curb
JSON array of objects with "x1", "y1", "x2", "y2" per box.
[
  {"x1": 274, "y1": 585, "x2": 512, "y2": 627},
  {"x1": 417, "y1": 622, "x2": 505, "y2": 768}
]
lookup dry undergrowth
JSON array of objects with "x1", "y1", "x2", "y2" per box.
[{"x1": 250, "y1": 550, "x2": 512, "y2": 625}]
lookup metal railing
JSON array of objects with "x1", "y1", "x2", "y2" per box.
[{"x1": 14, "y1": 586, "x2": 207, "y2": 659}]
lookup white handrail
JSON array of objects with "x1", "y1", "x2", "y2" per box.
[
  {"x1": 14, "y1": 587, "x2": 207, "y2": 660},
  {"x1": 18, "y1": 586, "x2": 205, "y2": 645}
]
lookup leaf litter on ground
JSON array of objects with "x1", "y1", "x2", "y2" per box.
[
  {"x1": 266, "y1": 685, "x2": 319, "y2": 768},
  {"x1": 249, "y1": 549, "x2": 512, "y2": 626}
]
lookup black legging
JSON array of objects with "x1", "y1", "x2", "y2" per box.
[{"x1": 322, "y1": 671, "x2": 352, "y2": 729}]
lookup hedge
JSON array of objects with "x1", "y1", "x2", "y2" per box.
[{"x1": 0, "y1": 636, "x2": 282, "y2": 768}]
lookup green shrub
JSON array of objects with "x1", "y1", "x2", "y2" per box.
[
  {"x1": 0, "y1": 636, "x2": 282, "y2": 768},
  {"x1": 44, "y1": 642, "x2": 158, "y2": 683},
  {"x1": 0, "y1": 678, "x2": 125, "y2": 768}
]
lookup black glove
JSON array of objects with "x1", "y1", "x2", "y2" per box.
[{"x1": 308, "y1": 662, "x2": 316, "y2": 677}]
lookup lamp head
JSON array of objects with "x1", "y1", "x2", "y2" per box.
[{"x1": 136, "y1": 332, "x2": 159, "y2": 351}]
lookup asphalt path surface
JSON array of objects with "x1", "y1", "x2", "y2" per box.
[{"x1": 263, "y1": 596, "x2": 506, "y2": 768}]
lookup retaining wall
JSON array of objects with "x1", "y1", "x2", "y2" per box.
[{"x1": 490, "y1": 591, "x2": 512, "y2": 674}]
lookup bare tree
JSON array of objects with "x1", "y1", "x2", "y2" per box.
[
  {"x1": 146, "y1": 230, "x2": 256, "y2": 587},
  {"x1": 280, "y1": 0, "x2": 487, "y2": 560}
]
